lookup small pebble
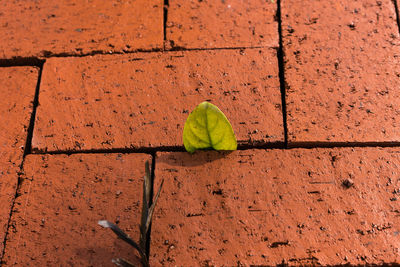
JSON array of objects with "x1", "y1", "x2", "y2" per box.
[{"x1": 342, "y1": 178, "x2": 354, "y2": 188}]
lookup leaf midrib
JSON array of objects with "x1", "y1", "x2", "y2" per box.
[{"x1": 205, "y1": 103, "x2": 213, "y2": 147}]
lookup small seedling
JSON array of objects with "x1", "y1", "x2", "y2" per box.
[
  {"x1": 183, "y1": 101, "x2": 237, "y2": 153},
  {"x1": 98, "y1": 161, "x2": 164, "y2": 267}
]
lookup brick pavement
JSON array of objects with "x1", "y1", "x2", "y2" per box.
[
  {"x1": 0, "y1": 67, "x2": 38, "y2": 257},
  {"x1": 151, "y1": 148, "x2": 400, "y2": 265},
  {"x1": 165, "y1": 0, "x2": 278, "y2": 49},
  {"x1": 0, "y1": 0, "x2": 163, "y2": 58},
  {"x1": 32, "y1": 49, "x2": 283, "y2": 152},
  {"x1": 0, "y1": 0, "x2": 400, "y2": 266},
  {"x1": 2, "y1": 153, "x2": 150, "y2": 266},
  {"x1": 283, "y1": 0, "x2": 400, "y2": 144}
]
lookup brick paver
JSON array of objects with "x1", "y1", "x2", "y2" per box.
[
  {"x1": 0, "y1": 67, "x2": 38, "y2": 256},
  {"x1": 151, "y1": 148, "x2": 400, "y2": 266},
  {"x1": 0, "y1": 165, "x2": 19, "y2": 260},
  {"x1": 33, "y1": 49, "x2": 283, "y2": 152},
  {"x1": 0, "y1": 0, "x2": 163, "y2": 59},
  {"x1": 2, "y1": 153, "x2": 151, "y2": 266},
  {"x1": 283, "y1": 0, "x2": 400, "y2": 144},
  {"x1": 166, "y1": 0, "x2": 278, "y2": 49}
]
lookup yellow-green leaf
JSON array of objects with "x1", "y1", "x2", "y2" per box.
[{"x1": 183, "y1": 102, "x2": 237, "y2": 153}]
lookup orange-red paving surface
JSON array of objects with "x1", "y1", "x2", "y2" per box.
[
  {"x1": 1, "y1": 154, "x2": 150, "y2": 266},
  {"x1": 1, "y1": 0, "x2": 400, "y2": 266},
  {"x1": 283, "y1": 0, "x2": 400, "y2": 144},
  {"x1": 165, "y1": 0, "x2": 278, "y2": 49},
  {"x1": 151, "y1": 148, "x2": 400, "y2": 266},
  {"x1": 0, "y1": 67, "x2": 38, "y2": 257},
  {"x1": 32, "y1": 49, "x2": 283, "y2": 152},
  {"x1": 0, "y1": 0, "x2": 163, "y2": 58}
]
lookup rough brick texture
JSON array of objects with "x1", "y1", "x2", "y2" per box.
[
  {"x1": 2, "y1": 153, "x2": 151, "y2": 266},
  {"x1": 33, "y1": 49, "x2": 283, "y2": 152},
  {"x1": 283, "y1": 0, "x2": 400, "y2": 143},
  {"x1": 0, "y1": 67, "x2": 38, "y2": 166},
  {"x1": 1, "y1": 0, "x2": 163, "y2": 59},
  {"x1": 0, "y1": 67, "x2": 38, "y2": 257},
  {"x1": 151, "y1": 148, "x2": 400, "y2": 266},
  {"x1": 166, "y1": 0, "x2": 278, "y2": 49},
  {"x1": 0, "y1": 166, "x2": 19, "y2": 260}
]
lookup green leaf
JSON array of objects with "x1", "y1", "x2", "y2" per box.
[{"x1": 183, "y1": 102, "x2": 237, "y2": 153}]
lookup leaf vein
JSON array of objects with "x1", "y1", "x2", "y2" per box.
[{"x1": 189, "y1": 125, "x2": 210, "y2": 145}]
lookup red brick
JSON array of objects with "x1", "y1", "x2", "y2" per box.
[
  {"x1": 166, "y1": 0, "x2": 278, "y2": 49},
  {"x1": 0, "y1": 67, "x2": 38, "y2": 167},
  {"x1": 1, "y1": 0, "x2": 163, "y2": 59},
  {"x1": 2, "y1": 153, "x2": 151, "y2": 266},
  {"x1": 150, "y1": 148, "x2": 400, "y2": 266},
  {"x1": 0, "y1": 165, "x2": 19, "y2": 260},
  {"x1": 0, "y1": 67, "x2": 38, "y2": 257},
  {"x1": 33, "y1": 49, "x2": 283, "y2": 152},
  {"x1": 283, "y1": 0, "x2": 400, "y2": 143}
]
